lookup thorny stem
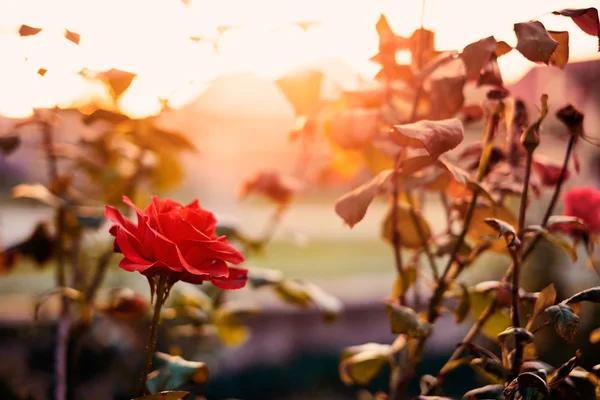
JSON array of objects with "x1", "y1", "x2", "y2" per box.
[
  {"x1": 508, "y1": 247, "x2": 523, "y2": 379},
  {"x1": 427, "y1": 114, "x2": 576, "y2": 395},
  {"x1": 140, "y1": 276, "x2": 168, "y2": 396}
]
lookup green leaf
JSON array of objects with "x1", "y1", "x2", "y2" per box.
[
  {"x1": 514, "y1": 21, "x2": 559, "y2": 64},
  {"x1": 272, "y1": 279, "x2": 343, "y2": 321},
  {"x1": 455, "y1": 283, "x2": 471, "y2": 324},
  {"x1": 146, "y1": 353, "x2": 208, "y2": 394},
  {"x1": 12, "y1": 183, "x2": 65, "y2": 207},
  {"x1": 339, "y1": 346, "x2": 392, "y2": 385},
  {"x1": 526, "y1": 283, "x2": 556, "y2": 331},
  {"x1": 462, "y1": 384, "x2": 504, "y2": 399},
  {"x1": 563, "y1": 286, "x2": 600, "y2": 304},
  {"x1": 545, "y1": 304, "x2": 580, "y2": 343},
  {"x1": 132, "y1": 391, "x2": 189, "y2": 400},
  {"x1": 385, "y1": 303, "x2": 430, "y2": 338},
  {"x1": 0, "y1": 135, "x2": 20, "y2": 155}
]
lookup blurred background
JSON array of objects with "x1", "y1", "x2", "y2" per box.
[{"x1": 0, "y1": 0, "x2": 600, "y2": 399}]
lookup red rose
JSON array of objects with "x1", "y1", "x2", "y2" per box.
[
  {"x1": 105, "y1": 196, "x2": 247, "y2": 289},
  {"x1": 556, "y1": 187, "x2": 600, "y2": 233}
]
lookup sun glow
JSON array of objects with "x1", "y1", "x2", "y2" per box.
[{"x1": 0, "y1": 0, "x2": 598, "y2": 118}]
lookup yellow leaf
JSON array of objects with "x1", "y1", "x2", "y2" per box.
[
  {"x1": 469, "y1": 291, "x2": 511, "y2": 339},
  {"x1": 213, "y1": 313, "x2": 250, "y2": 348},
  {"x1": 590, "y1": 328, "x2": 600, "y2": 344},
  {"x1": 339, "y1": 350, "x2": 390, "y2": 385},
  {"x1": 548, "y1": 30, "x2": 569, "y2": 69},
  {"x1": 150, "y1": 150, "x2": 184, "y2": 191},
  {"x1": 274, "y1": 280, "x2": 313, "y2": 308},
  {"x1": 382, "y1": 203, "x2": 432, "y2": 249},
  {"x1": 392, "y1": 267, "x2": 417, "y2": 299}
]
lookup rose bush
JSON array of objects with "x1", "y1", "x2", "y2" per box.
[{"x1": 105, "y1": 195, "x2": 247, "y2": 288}]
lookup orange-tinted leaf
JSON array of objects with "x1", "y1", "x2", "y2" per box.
[
  {"x1": 552, "y1": 8, "x2": 600, "y2": 50},
  {"x1": 428, "y1": 76, "x2": 466, "y2": 120},
  {"x1": 461, "y1": 105, "x2": 484, "y2": 125},
  {"x1": 514, "y1": 21, "x2": 559, "y2": 64},
  {"x1": 390, "y1": 118, "x2": 464, "y2": 159},
  {"x1": 37, "y1": 68, "x2": 47, "y2": 77},
  {"x1": 461, "y1": 36, "x2": 497, "y2": 81},
  {"x1": 82, "y1": 109, "x2": 130, "y2": 125},
  {"x1": 548, "y1": 31, "x2": 570, "y2": 68},
  {"x1": 19, "y1": 25, "x2": 42, "y2": 36},
  {"x1": 64, "y1": 29, "x2": 81, "y2": 45},
  {"x1": 334, "y1": 170, "x2": 392, "y2": 227},
  {"x1": 330, "y1": 108, "x2": 380, "y2": 149},
  {"x1": 239, "y1": 170, "x2": 302, "y2": 205},
  {"x1": 98, "y1": 69, "x2": 136, "y2": 101},
  {"x1": 590, "y1": 327, "x2": 600, "y2": 343},
  {"x1": 385, "y1": 302, "x2": 430, "y2": 337},
  {"x1": 464, "y1": 202, "x2": 518, "y2": 252},
  {"x1": 103, "y1": 288, "x2": 149, "y2": 322},
  {"x1": 526, "y1": 283, "x2": 556, "y2": 331},
  {"x1": 275, "y1": 70, "x2": 323, "y2": 116},
  {"x1": 495, "y1": 41, "x2": 513, "y2": 57}
]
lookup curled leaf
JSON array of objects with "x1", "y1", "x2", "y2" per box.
[
  {"x1": 390, "y1": 118, "x2": 464, "y2": 159},
  {"x1": 552, "y1": 8, "x2": 600, "y2": 50},
  {"x1": 484, "y1": 218, "x2": 520, "y2": 248},
  {"x1": 146, "y1": 352, "x2": 208, "y2": 393},
  {"x1": 334, "y1": 170, "x2": 392, "y2": 227},
  {"x1": 517, "y1": 371, "x2": 550, "y2": 397},
  {"x1": 12, "y1": 183, "x2": 65, "y2": 207},
  {"x1": 514, "y1": 21, "x2": 558, "y2": 64},
  {"x1": 463, "y1": 384, "x2": 504, "y2": 399},
  {"x1": 339, "y1": 347, "x2": 391, "y2": 386},
  {"x1": 549, "y1": 351, "x2": 581, "y2": 386},
  {"x1": 497, "y1": 327, "x2": 534, "y2": 343},
  {"x1": 385, "y1": 302, "x2": 430, "y2": 338},
  {"x1": 470, "y1": 358, "x2": 506, "y2": 384},
  {"x1": 545, "y1": 304, "x2": 580, "y2": 343},
  {"x1": 563, "y1": 286, "x2": 600, "y2": 305}
]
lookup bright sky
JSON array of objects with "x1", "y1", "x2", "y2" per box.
[{"x1": 0, "y1": 0, "x2": 598, "y2": 118}]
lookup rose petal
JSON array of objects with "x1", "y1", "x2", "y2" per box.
[
  {"x1": 104, "y1": 205, "x2": 138, "y2": 235},
  {"x1": 210, "y1": 266, "x2": 248, "y2": 290},
  {"x1": 178, "y1": 207, "x2": 217, "y2": 236},
  {"x1": 114, "y1": 227, "x2": 153, "y2": 265},
  {"x1": 119, "y1": 257, "x2": 155, "y2": 273}
]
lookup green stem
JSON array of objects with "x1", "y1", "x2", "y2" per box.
[{"x1": 139, "y1": 276, "x2": 167, "y2": 396}]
